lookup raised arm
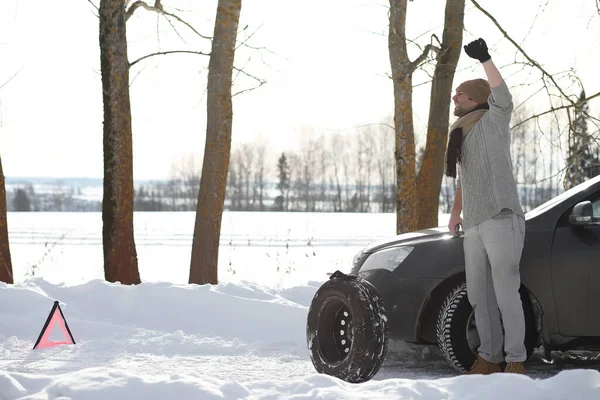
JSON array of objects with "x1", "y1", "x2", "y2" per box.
[
  {"x1": 464, "y1": 38, "x2": 512, "y2": 122},
  {"x1": 464, "y1": 38, "x2": 503, "y2": 87},
  {"x1": 482, "y1": 60, "x2": 503, "y2": 88}
]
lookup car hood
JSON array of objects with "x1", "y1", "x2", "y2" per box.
[{"x1": 362, "y1": 226, "x2": 452, "y2": 254}]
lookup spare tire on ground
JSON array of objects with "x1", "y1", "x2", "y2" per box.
[{"x1": 306, "y1": 270, "x2": 388, "y2": 383}]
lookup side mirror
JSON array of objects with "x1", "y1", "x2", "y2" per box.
[{"x1": 569, "y1": 201, "x2": 598, "y2": 225}]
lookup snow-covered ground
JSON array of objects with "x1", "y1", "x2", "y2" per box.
[{"x1": 2, "y1": 211, "x2": 600, "y2": 399}]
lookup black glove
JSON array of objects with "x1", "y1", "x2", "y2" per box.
[{"x1": 464, "y1": 38, "x2": 491, "y2": 63}]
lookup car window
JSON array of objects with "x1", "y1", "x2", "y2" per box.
[{"x1": 594, "y1": 198, "x2": 600, "y2": 218}]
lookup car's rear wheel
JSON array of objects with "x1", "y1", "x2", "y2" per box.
[
  {"x1": 436, "y1": 283, "x2": 537, "y2": 372},
  {"x1": 306, "y1": 271, "x2": 388, "y2": 383}
]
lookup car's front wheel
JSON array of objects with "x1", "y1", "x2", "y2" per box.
[
  {"x1": 436, "y1": 283, "x2": 537, "y2": 372},
  {"x1": 306, "y1": 271, "x2": 388, "y2": 383}
]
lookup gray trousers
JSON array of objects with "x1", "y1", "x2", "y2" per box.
[{"x1": 464, "y1": 209, "x2": 526, "y2": 363}]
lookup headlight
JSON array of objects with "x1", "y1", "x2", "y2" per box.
[{"x1": 359, "y1": 246, "x2": 414, "y2": 273}]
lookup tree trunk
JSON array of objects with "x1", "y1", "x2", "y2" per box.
[
  {"x1": 0, "y1": 156, "x2": 13, "y2": 284},
  {"x1": 99, "y1": 0, "x2": 140, "y2": 284},
  {"x1": 389, "y1": 0, "x2": 417, "y2": 234},
  {"x1": 416, "y1": 0, "x2": 464, "y2": 229},
  {"x1": 189, "y1": 0, "x2": 242, "y2": 285}
]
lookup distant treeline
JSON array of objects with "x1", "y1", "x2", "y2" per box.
[
  {"x1": 7, "y1": 178, "x2": 561, "y2": 214},
  {"x1": 8, "y1": 101, "x2": 600, "y2": 214}
]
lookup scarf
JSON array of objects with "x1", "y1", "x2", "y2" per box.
[{"x1": 444, "y1": 103, "x2": 489, "y2": 178}]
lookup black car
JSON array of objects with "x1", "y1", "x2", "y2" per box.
[{"x1": 306, "y1": 175, "x2": 600, "y2": 383}]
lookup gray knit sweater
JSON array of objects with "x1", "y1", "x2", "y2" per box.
[{"x1": 456, "y1": 80, "x2": 524, "y2": 229}]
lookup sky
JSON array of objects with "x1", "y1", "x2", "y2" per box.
[{"x1": 1, "y1": 0, "x2": 600, "y2": 180}]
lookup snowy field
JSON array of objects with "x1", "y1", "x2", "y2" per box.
[{"x1": 2, "y1": 211, "x2": 600, "y2": 399}]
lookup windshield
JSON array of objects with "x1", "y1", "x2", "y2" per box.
[{"x1": 526, "y1": 176, "x2": 600, "y2": 219}]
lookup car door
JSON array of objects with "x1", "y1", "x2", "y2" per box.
[{"x1": 550, "y1": 192, "x2": 600, "y2": 336}]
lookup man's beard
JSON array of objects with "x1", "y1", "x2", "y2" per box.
[{"x1": 454, "y1": 104, "x2": 469, "y2": 117}]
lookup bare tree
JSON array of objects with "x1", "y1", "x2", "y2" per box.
[
  {"x1": 316, "y1": 134, "x2": 330, "y2": 211},
  {"x1": 0, "y1": 155, "x2": 12, "y2": 284},
  {"x1": 389, "y1": 0, "x2": 465, "y2": 233},
  {"x1": 372, "y1": 123, "x2": 395, "y2": 213},
  {"x1": 189, "y1": 0, "x2": 242, "y2": 285},
  {"x1": 253, "y1": 142, "x2": 268, "y2": 211},
  {"x1": 353, "y1": 133, "x2": 366, "y2": 212},
  {"x1": 96, "y1": 0, "x2": 225, "y2": 283},
  {"x1": 530, "y1": 127, "x2": 540, "y2": 207},
  {"x1": 342, "y1": 146, "x2": 352, "y2": 211},
  {"x1": 240, "y1": 143, "x2": 255, "y2": 209},
  {"x1": 99, "y1": 0, "x2": 140, "y2": 284},
  {"x1": 287, "y1": 152, "x2": 301, "y2": 211},
  {"x1": 361, "y1": 128, "x2": 377, "y2": 212},
  {"x1": 511, "y1": 106, "x2": 529, "y2": 205},
  {"x1": 329, "y1": 133, "x2": 346, "y2": 212},
  {"x1": 226, "y1": 150, "x2": 243, "y2": 210},
  {"x1": 0, "y1": 82, "x2": 13, "y2": 283},
  {"x1": 471, "y1": 0, "x2": 600, "y2": 189},
  {"x1": 182, "y1": 156, "x2": 202, "y2": 209},
  {"x1": 416, "y1": 0, "x2": 465, "y2": 230},
  {"x1": 388, "y1": 0, "x2": 418, "y2": 230},
  {"x1": 296, "y1": 139, "x2": 318, "y2": 211}
]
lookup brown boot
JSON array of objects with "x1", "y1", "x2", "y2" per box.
[
  {"x1": 465, "y1": 355, "x2": 502, "y2": 375},
  {"x1": 504, "y1": 362, "x2": 526, "y2": 374}
]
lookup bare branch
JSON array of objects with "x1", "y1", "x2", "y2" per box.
[
  {"x1": 164, "y1": 14, "x2": 186, "y2": 44},
  {"x1": 125, "y1": 0, "x2": 149, "y2": 20},
  {"x1": 125, "y1": 1, "x2": 211, "y2": 41},
  {"x1": 160, "y1": 9, "x2": 211, "y2": 41},
  {"x1": 232, "y1": 80, "x2": 266, "y2": 97},
  {"x1": 470, "y1": 0, "x2": 576, "y2": 108},
  {"x1": 519, "y1": 0, "x2": 549, "y2": 47},
  {"x1": 0, "y1": 69, "x2": 21, "y2": 90},
  {"x1": 510, "y1": 91, "x2": 600, "y2": 130},
  {"x1": 237, "y1": 69, "x2": 265, "y2": 86},
  {"x1": 235, "y1": 24, "x2": 273, "y2": 54},
  {"x1": 516, "y1": 165, "x2": 568, "y2": 186},
  {"x1": 409, "y1": 43, "x2": 441, "y2": 74},
  {"x1": 129, "y1": 50, "x2": 209, "y2": 68},
  {"x1": 232, "y1": 62, "x2": 267, "y2": 97},
  {"x1": 87, "y1": 0, "x2": 99, "y2": 12},
  {"x1": 333, "y1": 122, "x2": 396, "y2": 133},
  {"x1": 129, "y1": 63, "x2": 146, "y2": 87}
]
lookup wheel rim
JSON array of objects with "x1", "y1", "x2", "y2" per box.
[
  {"x1": 318, "y1": 298, "x2": 353, "y2": 363},
  {"x1": 466, "y1": 311, "x2": 480, "y2": 355}
]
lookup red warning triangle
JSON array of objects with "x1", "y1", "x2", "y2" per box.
[{"x1": 33, "y1": 301, "x2": 76, "y2": 349}]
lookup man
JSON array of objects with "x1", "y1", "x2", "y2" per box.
[{"x1": 445, "y1": 38, "x2": 527, "y2": 374}]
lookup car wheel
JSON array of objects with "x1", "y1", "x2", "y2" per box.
[
  {"x1": 436, "y1": 283, "x2": 537, "y2": 372},
  {"x1": 306, "y1": 271, "x2": 388, "y2": 383}
]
